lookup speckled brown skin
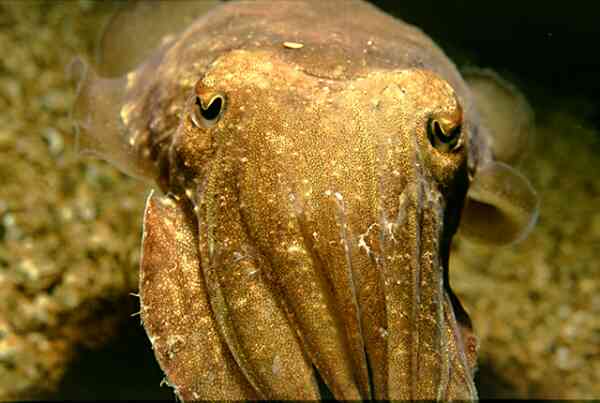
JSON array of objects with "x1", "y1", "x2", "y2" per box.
[{"x1": 76, "y1": 0, "x2": 499, "y2": 400}]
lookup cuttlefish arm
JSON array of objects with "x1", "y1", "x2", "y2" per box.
[
  {"x1": 139, "y1": 191, "x2": 257, "y2": 400},
  {"x1": 140, "y1": 190, "x2": 320, "y2": 400}
]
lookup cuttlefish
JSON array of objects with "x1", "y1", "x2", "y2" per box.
[{"x1": 73, "y1": 0, "x2": 538, "y2": 400}]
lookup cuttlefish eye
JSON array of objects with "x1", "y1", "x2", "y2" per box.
[
  {"x1": 427, "y1": 116, "x2": 462, "y2": 153},
  {"x1": 191, "y1": 93, "x2": 225, "y2": 128}
]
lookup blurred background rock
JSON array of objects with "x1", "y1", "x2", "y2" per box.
[{"x1": 0, "y1": 0, "x2": 597, "y2": 400}]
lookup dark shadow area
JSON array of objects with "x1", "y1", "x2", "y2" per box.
[
  {"x1": 52, "y1": 319, "x2": 174, "y2": 401},
  {"x1": 475, "y1": 360, "x2": 523, "y2": 399}
]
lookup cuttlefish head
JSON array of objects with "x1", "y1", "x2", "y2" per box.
[
  {"x1": 170, "y1": 50, "x2": 472, "y2": 256},
  {"x1": 73, "y1": 36, "x2": 538, "y2": 403},
  {"x1": 159, "y1": 51, "x2": 475, "y2": 400}
]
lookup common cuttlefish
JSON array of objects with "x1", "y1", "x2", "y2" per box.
[{"x1": 73, "y1": 0, "x2": 538, "y2": 400}]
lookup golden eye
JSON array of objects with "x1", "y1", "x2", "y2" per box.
[
  {"x1": 427, "y1": 117, "x2": 462, "y2": 152},
  {"x1": 191, "y1": 93, "x2": 225, "y2": 128}
]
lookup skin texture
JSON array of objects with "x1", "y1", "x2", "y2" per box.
[{"x1": 74, "y1": 0, "x2": 538, "y2": 400}]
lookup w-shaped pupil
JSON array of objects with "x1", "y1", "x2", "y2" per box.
[
  {"x1": 197, "y1": 96, "x2": 222, "y2": 120},
  {"x1": 433, "y1": 120, "x2": 460, "y2": 143}
]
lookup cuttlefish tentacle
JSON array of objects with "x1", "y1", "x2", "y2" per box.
[
  {"x1": 139, "y1": 191, "x2": 257, "y2": 400},
  {"x1": 193, "y1": 158, "x2": 319, "y2": 400}
]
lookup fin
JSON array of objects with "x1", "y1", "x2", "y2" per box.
[
  {"x1": 460, "y1": 161, "x2": 539, "y2": 245},
  {"x1": 96, "y1": 0, "x2": 221, "y2": 77},
  {"x1": 71, "y1": 57, "x2": 150, "y2": 180},
  {"x1": 463, "y1": 68, "x2": 534, "y2": 164}
]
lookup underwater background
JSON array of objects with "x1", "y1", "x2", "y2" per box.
[{"x1": 0, "y1": 0, "x2": 598, "y2": 399}]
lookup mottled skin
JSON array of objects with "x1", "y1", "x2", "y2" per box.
[{"x1": 74, "y1": 0, "x2": 538, "y2": 401}]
